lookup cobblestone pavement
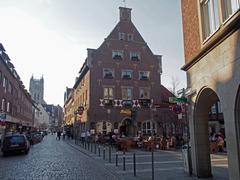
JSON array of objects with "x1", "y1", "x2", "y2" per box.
[
  {"x1": 0, "y1": 135, "x2": 229, "y2": 180},
  {"x1": 67, "y1": 140, "x2": 229, "y2": 180},
  {"x1": 0, "y1": 135, "x2": 120, "y2": 180}
]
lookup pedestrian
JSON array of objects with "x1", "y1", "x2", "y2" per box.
[
  {"x1": 81, "y1": 132, "x2": 86, "y2": 144},
  {"x1": 86, "y1": 130, "x2": 90, "y2": 142},
  {"x1": 63, "y1": 130, "x2": 66, "y2": 140},
  {"x1": 56, "y1": 130, "x2": 61, "y2": 140}
]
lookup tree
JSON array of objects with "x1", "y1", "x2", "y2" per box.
[{"x1": 171, "y1": 76, "x2": 180, "y2": 96}]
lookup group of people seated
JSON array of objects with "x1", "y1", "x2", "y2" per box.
[
  {"x1": 78, "y1": 130, "x2": 187, "y2": 152},
  {"x1": 209, "y1": 132, "x2": 225, "y2": 153},
  {"x1": 134, "y1": 134, "x2": 185, "y2": 151}
]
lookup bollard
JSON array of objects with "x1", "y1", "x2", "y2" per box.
[
  {"x1": 98, "y1": 145, "x2": 100, "y2": 157},
  {"x1": 94, "y1": 143, "x2": 97, "y2": 154},
  {"x1": 123, "y1": 150, "x2": 126, "y2": 171},
  {"x1": 133, "y1": 153, "x2": 136, "y2": 177},
  {"x1": 116, "y1": 153, "x2": 118, "y2": 167},
  {"x1": 109, "y1": 146, "x2": 112, "y2": 163},
  {"x1": 103, "y1": 146, "x2": 106, "y2": 160},
  {"x1": 88, "y1": 142, "x2": 90, "y2": 150},
  {"x1": 152, "y1": 150, "x2": 154, "y2": 180},
  {"x1": 91, "y1": 142, "x2": 93, "y2": 152}
]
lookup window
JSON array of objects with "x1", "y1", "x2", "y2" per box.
[
  {"x1": 130, "y1": 52, "x2": 140, "y2": 61},
  {"x1": 142, "y1": 121, "x2": 156, "y2": 135},
  {"x1": 201, "y1": 0, "x2": 220, "y2": 40},
  {"x1": 103, "y1": 87, "x2": 114, "y2": 99},
  {"x1": 139, "y1": 87, "x2": 150, "y2": 99},
  {"x1": 139, "y1": 71, "x2": 150, "y2": 80},
  {"x1": 8, "y1": 82, "x2": 12, "y2": 94},
  {"x1": 119, "y1": 32, "x2": 125, "y2": 40},
  {"x1": 127, "y1": 34, "x2": 134, "y2": 41},
  {"x1": 1, "y1": 99, "x2": 6, "y2": 112},
  {"x1": 7, "y1": 102, "x2": 11, "y2": 113},
  {"x1": 3, "y1": 76, "x2": 8, "y2": 93},
  {"x1": 122, "y1": 70, "x2": 132, "y2": 79},
  {"x1": 222, "y1": 0, "x2": 240, "y2": 21},
  {"x1": 112, "y1": 50, "x2": 123, "y2": 60},
  {"x1": 122, "y1": 87, "x2": 133, "y2": 100},
  {"x1": 103, "y1": 68, "x2": 114, "y2": 79}
]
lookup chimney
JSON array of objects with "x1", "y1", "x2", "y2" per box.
[{"x1": 119, "y1": 7, "x2": 132, "y2": 22}]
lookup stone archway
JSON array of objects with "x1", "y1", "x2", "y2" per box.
[
  {"x1": 193, "y1": 87, "x2": 219, "y2": 178},
  {"x1": 235, "y1": 85, "x2": 240, "y2": 173}
]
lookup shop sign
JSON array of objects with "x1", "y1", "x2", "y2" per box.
[{"x1": 120, "y1": 109, "x2": 131, "y2": 116}]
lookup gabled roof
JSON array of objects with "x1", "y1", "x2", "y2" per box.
[{"x1": 0, "y1": 43, "x2": 6, "y2": 52}]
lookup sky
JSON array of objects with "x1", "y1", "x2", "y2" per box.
[{"x1": 0, "y1": 0, "x2": 186, "y2": 107}]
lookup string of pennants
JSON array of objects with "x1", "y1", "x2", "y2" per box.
[
  {"x1": 99, "y1": 99, "x2": 153, "y2": 108},
  {"x1": 99, "y1": 99, "x2": 185, "y2": 114}
]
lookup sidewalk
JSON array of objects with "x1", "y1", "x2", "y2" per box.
[{"x1": 63, "y1": 139, "x2": 200, "y2": 180}]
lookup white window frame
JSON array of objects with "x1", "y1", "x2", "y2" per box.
[
  {"x1": 103, "y1": 68, "x2": 114, "y2": 78},
  {"x1": 112, "y1": 50, "x2": 124, "y2": 59},
  {"x1": 7, "y1": 102, "x2": 11, "y2": 113},
  {"x1": 130, "y1": 52, "x2": 141, "y2": 61},
  {"x1": 127, "y1": 34, "x2": 134, "y2": 41},
  {"x1": 1, "y1": 98, "x2": 6, "y2": 112},
  {"x1": 103, "y1": 87, "x2": 114, "y2": 99},
  {"x1": 121, "y1": 70, "x2": 132, "y2": 79},
  {"x1": 201, "y1": 0, "x2": 221, "y2": 40},
  {"x1": 122, "y1": 87, "x2": 133, "y2": 100},
  {"x1": 222, "y1": 0, "x2": 240, "y2": 21},
  {"x1": 118, "y1": 32, "x2": 125, "y2": 40},
  {"x1": 142, "y1": 121, "x2": 156, "y2": 135},
  {"x1": 139, "y1": 87, "x2": 150, "y2": 99},
  {"x1": 139, "y1": 71, "x2": 150, "y2": 80}
]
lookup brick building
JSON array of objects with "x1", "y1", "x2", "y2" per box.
[
  {"x1": 181, "y1": 0, "x2": 240, "y2": 179},
  {"x1": 0, "y1": 43, "x2": 35, "y2": 135},
  {"x1": 64, "y1": 7, "x2": 184, "y2": 138}
]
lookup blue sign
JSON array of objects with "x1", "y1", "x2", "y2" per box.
[{"x1": 0, "y1": 113, "x2": 6, "y2": 120}]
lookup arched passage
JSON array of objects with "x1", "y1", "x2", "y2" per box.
[
  {"x1": 235, "y1": 85, "x2": 240, "y2": 172},
  {"x1": 194, "y1": 87, "x2": 219, "y2": 177}
]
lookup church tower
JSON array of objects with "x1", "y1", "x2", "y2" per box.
[{"x1": 29, "y1": 75, "x2": 45, "y2": 104}]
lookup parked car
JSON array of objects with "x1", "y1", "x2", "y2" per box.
[
  {"x1": 31, "y1": 132, "x2": 43, "y2": 144},
  {"x1": 1, "y1": 134, "x2": 30, "y2": 156}
]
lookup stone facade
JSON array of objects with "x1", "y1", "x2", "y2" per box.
[{"x1": 181, "y1": 1, "x2": 240, "y2": 179}]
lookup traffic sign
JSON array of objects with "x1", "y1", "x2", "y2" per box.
[{"x1": 169, "y1": 97, "x2": 188, "y2": 103}]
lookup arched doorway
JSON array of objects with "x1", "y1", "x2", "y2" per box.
[
  {"x1": 194, "y1": 87, "x2": 228, "y2": 178},
  {"x1": 119, "y1": 118, "x2": 132, "y2": 136},
  {"x1": 235, "y1": 86, "x2": 240, "y2": 173}
]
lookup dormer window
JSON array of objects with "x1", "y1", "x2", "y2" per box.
[
  {"x1": 112, "y1": 50, "x2": 123, "y2": 60},
  {"x1": 130, "y1": 52, "x2": 140, "y2": 61},
  {"x1": 119, "y1": 33, "x2": 125, "y2": 40},
  {"x1": 122, "y1": 70, "x2": 132, "y2": 79},
  {"x1": 103, "y1": 68, "x2": 114, "y2": 79},
  {"x1": 128, "y1": 34, "x2": 134, "y2": 41},
  {"x1": 139, "y1": 71, "x2": 150, "y2": 80}
]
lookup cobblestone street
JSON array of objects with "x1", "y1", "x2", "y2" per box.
[
  {"x1": 0, "y1": 134, "x2": 229, "y2": 180},
  {"x1": 0, "y1": 135, "x2": 119, "y2": 180}
]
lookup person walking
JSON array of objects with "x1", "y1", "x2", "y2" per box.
[{"x1": 57, "y1": 130, "x2": 61, "y2": 140}]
